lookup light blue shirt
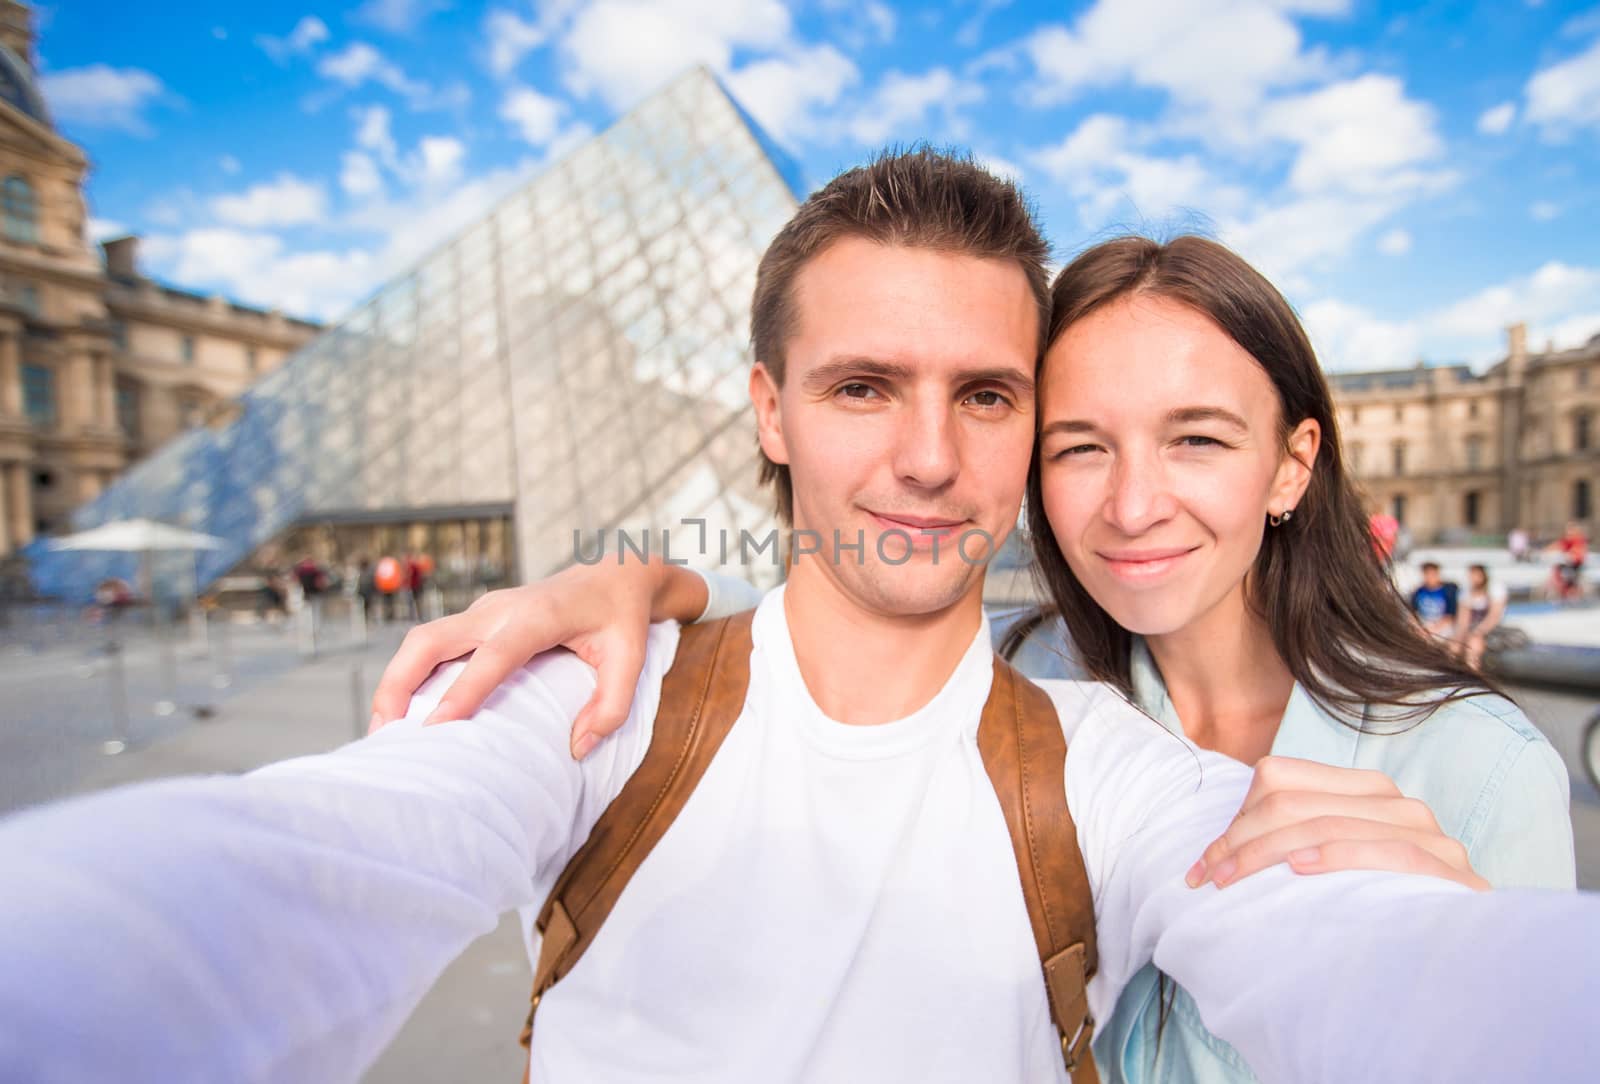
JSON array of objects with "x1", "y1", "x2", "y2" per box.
[{"x1": 1096, "y1": 637, "x2": 1576, "y2": 1084}]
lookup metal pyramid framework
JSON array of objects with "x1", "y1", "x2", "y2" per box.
[{"x1": 31, "y1": 68, "x2": 801, "y2": 598}]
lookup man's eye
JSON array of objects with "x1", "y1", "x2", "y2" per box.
[
  {"x1": 968, "y1": 390, "x2": 1008, "y2": 408},
  {"x1": 838, "y1": 383, "x2": 878, "y2": 400}
]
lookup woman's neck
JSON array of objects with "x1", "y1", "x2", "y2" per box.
[{"x1": 1144, "y1": 587, "x2": 1296, "y2": 764}]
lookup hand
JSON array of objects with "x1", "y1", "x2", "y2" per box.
[
  {"x1": 1185, "y1": 756, "x2": 1489, "y2": 892},
  {"x1": 367, "y1": 558, "x2": 708, "y2": 759}
]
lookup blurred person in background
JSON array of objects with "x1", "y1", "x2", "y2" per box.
[
  {"x1": 1507, "y1": 525, "x2": 1530, "y2": 563},
  {"x1": 1455, "y1": 563, "x2": 1507, "y2": 670},
  {"x1": 1409, "y1": 561, "x2": 1458, "y2": 637},
  {"x1": 1545, "y1": 521, "x2": 1589, "y2": 602}
]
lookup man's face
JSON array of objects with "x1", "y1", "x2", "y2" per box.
[
  {"x1": 751, "y1": 238, "x2": 1037, "y2": 619},
  {"x1": 1422, "y1": 566, "x2": 1442, "y2": 588}
]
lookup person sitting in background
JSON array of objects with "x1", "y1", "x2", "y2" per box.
[
  {"x1": 1507, "y1": 526, "x2": 1530, "y2": 563},
  {"x1": 1545, "y1": 521, "x2": 1589, "y2": 602},
  {"x1": 1410, "y1": 561, "x2": 1458, "y2": 636},
  {"x1": 1455, "y1": 563, "x2": 1507, "y2": 670}
]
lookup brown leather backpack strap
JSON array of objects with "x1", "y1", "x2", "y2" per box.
[
  {"x1": 977, "y1": 656, "x2": 1100, "y2": 1084},
  {"x1": 517, "y1": 610, "x2": 756, "y2": 1067}
]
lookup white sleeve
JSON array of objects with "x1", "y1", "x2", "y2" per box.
[
  {"x1": 0, "y1": 623, "x2": 678, "y2": 1084},
  {"x1": 691, "y1": 567, "x2": 767, "y2": 622},
  {"x1": 1049, "y1": 680, "x2": 1598, "y2": 1083}
]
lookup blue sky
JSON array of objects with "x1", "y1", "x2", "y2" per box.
[{"x1": 31, "y1": 0, "x2": 1600, "y2": 371}]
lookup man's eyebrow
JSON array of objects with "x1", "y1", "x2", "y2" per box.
[
  {"x1": 800, "y1": 357, "x2": 1035, "y2": 397},
  {"x1": 1166, "y1": 406, "x2": 1249, "y2": 430}
]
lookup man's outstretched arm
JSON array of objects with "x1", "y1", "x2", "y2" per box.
[
  {"x1": 1064, "y1": 683, "x2": 1594, "y2": 1083},
  {"x1": 0, "y1": 626, "x2": 675, "y2": 1084}
]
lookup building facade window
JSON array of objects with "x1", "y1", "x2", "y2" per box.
[
  {"x1": 115, "y1": 378, "x2": 140, "y2": 439},
  {"x1": 1466, "y1": 435, "x2": 1483, "y2": 471},
  {"x1": 16, "y1": 284, "x2": 37, "y2": 316},
  {"x1": 111, "y1": 321, "x2": 129, "y2": 352},
  {"x1": 1392, "y1": 493, "x2": 1407, "y2": 525},
  {"x1": 1463, "y1": 490, "x2": 1480, "y2": 528},
  {"x1": 1576, "y1": 410, "x2": 1592, "y2": 452},
  {"x1": 1392, "y1": 441, "x2": 1407, "y2": 476},
  {"x1": 1468, "y1": 399, "x2": 1479, "y2": 419},
  {"x1": 2, "y1": 175, "x2": 37, "y2": 244},
  {"x1": 246, "y1": 347, "x2": 258, "y2": 372},
  {"x1": 20, "y1": 362, "x2": 53, "y2": 427},
  {"x1": 181, "y1": 335, "x2": 196, "y2": 364},
  {"x1": 1577, "y1": 479, "x2": 1593, "y2": 522},
  {"x1": 1393, "y1": 404, "x2": 1404, "y2": 422}
]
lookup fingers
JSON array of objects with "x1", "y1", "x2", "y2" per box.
[
  {"x1": 369, "y1": 614, "x2": 480, "y2": 730},
  {"x1": 1286, "y1": 839, "x2": 1489, "y2": 892},
  {"x1": 1191, "y1": 815, "x2": 1477, "y2": 889},
  {"x1": 1242, "y1": 756, "x2": 1399, "y2": 810},
  {"x1": 570, "y1": 633, "x2": 649, "y2": 760},
  {"x1": 1202, "y1": 789, "x2": 1438, "y2": 870},
  {"x1": 422, "y1": 638, "x2": 539, "y2": 726}
]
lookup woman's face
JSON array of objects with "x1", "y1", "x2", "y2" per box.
[{"x1": 1037, "y1": 294, "x2": 1316, "y2": 639}]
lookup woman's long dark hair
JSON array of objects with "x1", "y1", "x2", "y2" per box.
[{"x1": 1024, "y1": 235, "x2": 1499, "y2": 727}]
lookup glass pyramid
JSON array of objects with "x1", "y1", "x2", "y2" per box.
[{"x1": 29, "y1": 67, "x2": 800, "y2": 601}]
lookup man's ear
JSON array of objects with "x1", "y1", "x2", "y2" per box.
[
  {"x1": 750, "y1": 362, "x2": 789, "y2": 465},
  {"x1": 1271, "y1": 417, "x2": 1321, "y2": 513}
]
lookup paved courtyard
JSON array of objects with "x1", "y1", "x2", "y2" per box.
[{"x1": 1, "y1": 608, "x2": 1596, "y2": 1081}]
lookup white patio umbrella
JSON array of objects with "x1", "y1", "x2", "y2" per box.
[
  {"x1": 49, "y1": 519, "x2": 227, "y2": 753},
  {"x1": 48, "y1": 518, "x2": 225, "y2": 554}
]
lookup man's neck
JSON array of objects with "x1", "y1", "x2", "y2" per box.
[{"x1": 781, "y1": 561, "x2": 985, "y2": 726}]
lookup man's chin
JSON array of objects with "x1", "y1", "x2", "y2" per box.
[{"x1": 841, "y1": 563, "x2": 985, "y2": 619}]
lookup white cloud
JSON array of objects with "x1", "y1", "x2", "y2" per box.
[
  {"x1": 975, "y1": 152, "x2": 1025, "y2": 183},
  {"x1": 410, "y1": 136, "x2": 466, "y2": 188},
  {"x1": 210, "y1": 173, "x2": 329, "y2": 228},
  {"x1": 257, "y1": 15, "x2": 329, "y2": 63},
  {"x1": 1531, "y1": 200, "x2": 1560, "y2": 222},
  {"x1": 354, "y1": 104, "x2": 399, "y2": 166},
  {"x1": 219, "y1": 154, "x2": 242, "y2": 175},
  {"x1": 819, "y1": 0, "x2": 896, "y2": 47},
  {"x1": 88, "y1": 218, "x2": 127, "y2": 243},
  {"x1": 1031, "y1": 114, "x2": 1243, "y2": 229},
  {"x1": 558, "y1": 0, "x2": 791, "y2": 110},
  {"x1": 40, "y1": 64, "x2": 167, "y2": 135},
  {"x1": 1306, "y1": 261, "x2": 1600, "y2": 371},
  {"x1": 354, "y1": 0, "x2": 451, "y2": 33},
  {"x1": 1020, "y1": 0, "x2": 1339, "y2": 120},
  {"x1": 1377, "y1": 228, "x2": 1411, "y2": 255},
  {"x1": 1525, "y1": 35, "x2": 1600, "y2": 135},
  {"x1": 725, "y1": 45, "x2": 858, "y2": 143},
  {"x1": 1258, "y1": 75, "x2": 1449, "y2": 196},
  {"x1": 847, "y1": 68, "x2": 984, "y2": 144},
  {"x1": 152, "y1": 227, "x2": 375, "y2": 320},
  {"x1": 1476, "y1": 101, "x2": 1516, "y2": 135},
  {"x1": 1302, "y1": 297, "x2": 1421, "y2": 371},
  {"x1": 499, "y1": 85, "x2": 565, "y2": 145},
  {"x1": 340, "y1": 151, "x2": 385, "y2": 197},
  {"x1": 317, "y1": 43, "x2": 424, "y2": 95},
  {"x1": 485, "y1": 9, "x2": 547, "y2": 78}
]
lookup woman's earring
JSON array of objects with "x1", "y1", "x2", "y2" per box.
[{"x1": 1269, "y1": 508, "x2": 1294, "y2": 528}]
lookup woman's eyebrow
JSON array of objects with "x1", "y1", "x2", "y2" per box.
[
  {"x1": 1039, "y1": 418, "x2": 1099, "y2": 438},
  {"x1": 1166, "y1": 406, "x2": 1249, "y2": 430}
]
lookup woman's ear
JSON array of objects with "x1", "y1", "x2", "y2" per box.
[
  {"x1": 1271, "y1": 417, "x2": 1321, "y2": 514},
  {"x1": 750, "y1": 363, "x2": 789, "y2": 466}
]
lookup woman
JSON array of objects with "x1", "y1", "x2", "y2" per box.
[
  {"x1": 1455, "y1": 563, "x2": 1507, "y2": 669},
  {"x1": 371, "y1": 235, "x2": 1574, "y2": 1083}
]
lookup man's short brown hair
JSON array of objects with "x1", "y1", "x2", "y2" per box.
[{"x1": 749, "y1": 147, "x2": 1051, "y2": 523}]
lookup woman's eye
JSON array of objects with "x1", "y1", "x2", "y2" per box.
[
  {"x1": 1050, "y1": 443, "x2": 1100, "y2": 459},
  {"x1": 1178, "y1": 435, "x2": 1224, "y2": 448}
]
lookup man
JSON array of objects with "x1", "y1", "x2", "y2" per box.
[
  {"x1": 0, "y1": 151, "x2": 1596, "y2": 1084},
  {"x1": 1410, "y1": 560, "x2": 1458, "y2": 635}
]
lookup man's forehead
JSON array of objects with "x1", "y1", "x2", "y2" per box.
[{"x1": 784, "y1": 239, "x2": 1038, "y2": 372}]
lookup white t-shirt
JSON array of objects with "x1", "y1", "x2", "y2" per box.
[{"x1": 0, "y1": 586, "x2": 1595, "y2": 1083}]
